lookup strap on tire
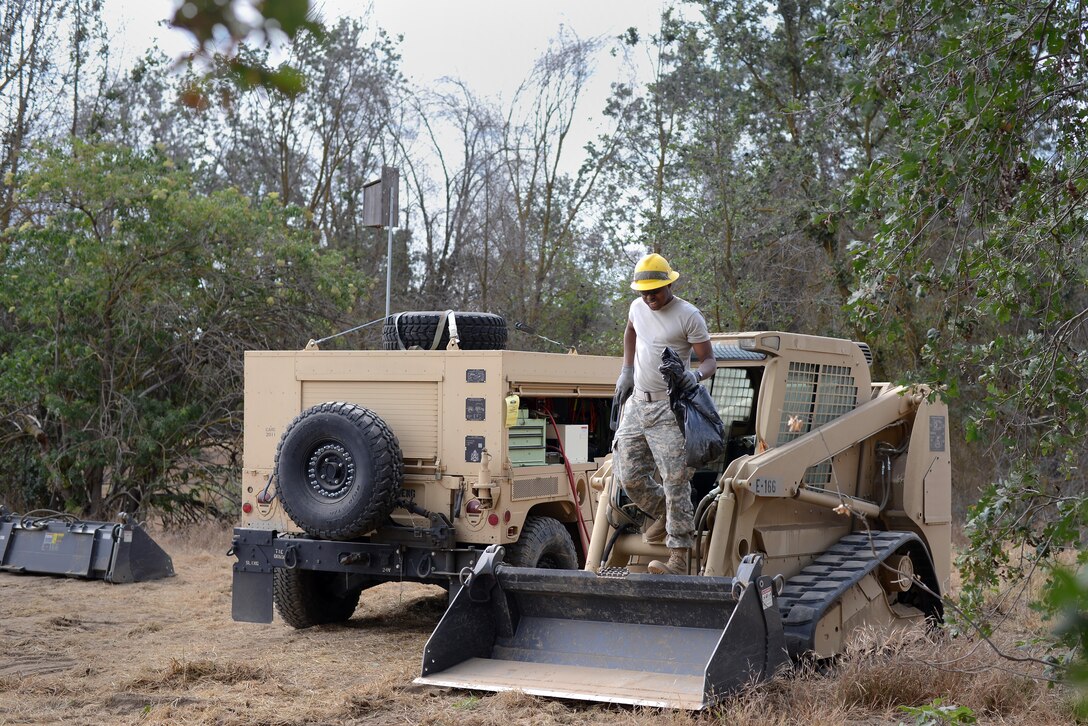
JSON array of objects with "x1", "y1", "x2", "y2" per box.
[
  {"x1": 429, "y1": 310, "x2": 450, "y2": 350},
  {"x1": 445, "y1": 310, "x2": 461, "y2": 350},
  {"x1": 392, "y1": 312, "x2": 408, "y2": 350}
]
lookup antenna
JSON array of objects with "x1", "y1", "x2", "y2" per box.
[{"x1": 513, "y1": 322, "x2": 576, "y2": 354}]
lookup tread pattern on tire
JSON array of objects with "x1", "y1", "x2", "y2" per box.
[
  {"x1": 273, "y1": 567, "x2": 362, "y2": 629},
  {"x1": 275, "y1": 401, "x2": 403, "y2": 540},
  {"x1": 504, "y1": 515, "x2": 579, "y2": 569},
  {"x1": 381, "y1": 311, "x2": 507, "y2": 350}
]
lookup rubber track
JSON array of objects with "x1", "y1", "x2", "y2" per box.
[
  {"x1": 275, "y1": 401, "x2": 402, "y2": 540},
  {"x1": 776, "y1": 530, "x2": 927, "y2": 658}
]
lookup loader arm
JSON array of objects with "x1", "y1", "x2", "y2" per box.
[
  {"x1": 702, "y1": 383, "x2": 949, "y2": 589},
  {"x1": 699, "y1": 384, "x2": 917, "y2": 579},
  {"x1": 725, "y1": 384, "x2": 921, "y2": 507}
]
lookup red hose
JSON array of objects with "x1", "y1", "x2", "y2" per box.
[{"x1": 543, "y1": 410, "x2": 591, "y2": 555}]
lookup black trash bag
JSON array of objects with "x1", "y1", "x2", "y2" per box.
[{"x1": 659, "y1": 347, "x2": 725, "y2": 468}]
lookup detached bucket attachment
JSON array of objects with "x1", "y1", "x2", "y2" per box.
[
  {"x1": 0, "y1": 509, "x2": 174, "y2": 583},
  {"x1": 417, "y1": 547, "x2": 788, "y2": 709}
]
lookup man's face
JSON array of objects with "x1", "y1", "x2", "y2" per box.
[{"x1": 639, "y1": 285, "x2": 673, "y2": 310}]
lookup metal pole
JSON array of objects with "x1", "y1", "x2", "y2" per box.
[{"x1": 384, "y1": 186, "x2": 393, "y2": 320}]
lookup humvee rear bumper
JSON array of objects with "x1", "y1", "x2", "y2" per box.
[{"x1": 230, "y1": 526, "x2": 480, "y2": 623}]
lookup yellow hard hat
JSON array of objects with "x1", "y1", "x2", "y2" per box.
[{"x1": 630, "y1": 253, "x2": 680, "y2": 291}]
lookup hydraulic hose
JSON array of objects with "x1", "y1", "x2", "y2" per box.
[
  {"x1": 599, "y1": 523, "x2": 632, "y2": 569},
  {"x1": 541, "y1": 410, "x2": 591, "y2": 554},
  {"x1": 691, "y1": 487, "x2": 720, "y2": 575}
]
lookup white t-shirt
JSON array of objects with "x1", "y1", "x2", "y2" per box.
[{"x1": 629, "y1": 295, "x2": 711, "y2": 393}]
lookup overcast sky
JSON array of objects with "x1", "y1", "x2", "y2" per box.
[
  {"x1": 104, "y1": 1, "x2": 669, "y2": 99},
  {"x1": 101, "y1": 1, "x2": 672, "y2": 170}
]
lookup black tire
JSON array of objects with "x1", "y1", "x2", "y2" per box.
[
  {"x1": 504, "y1": 516, "x2": 579, "y2": 569},
  {"x1": 273, "y1": 568, "x2": 367, "y2": 629},
  {"x1": 381, "y1": 311, "x2": 507, "y2": 350},
  {"x1": 275, "y1": 402, "x2": 402, "y2": 540}
]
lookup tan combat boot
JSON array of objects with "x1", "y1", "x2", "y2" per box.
[
  {"x1": 642, "y1": 516, "x2": 667, "y2": 544},
  {"x1": 647, "y1": 548, "x2": 688, "y2": 575}
]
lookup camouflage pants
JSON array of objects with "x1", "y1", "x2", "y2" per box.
[{"x1": 613, "y1": 396, "x2": 694, "y2": 549}]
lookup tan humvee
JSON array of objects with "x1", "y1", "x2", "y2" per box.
[
  {"x1": 232, "y1": 340, "x2": 621, "y2": 628},
  {"x1": 241, "y1": 347, "x2": 619, "y2": 540}
]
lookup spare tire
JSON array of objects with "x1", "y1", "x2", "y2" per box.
[
  {"x1": 382, "y1": 311, "x2": 507, "y2": 350},
  {"x1": 275, "y1": 402, "x2": 402, "y2": 540}
]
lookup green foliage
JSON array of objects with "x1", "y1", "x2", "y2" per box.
[
  {"x1": 601, "y1": 0, "x2": 871, "y2": 339},
  {"x1": 170, "y1": 0, "x2": 323, "y2": 103},
  {"x1": 1039, "y1": 564, "x2": 1088, "y2": 716},
  {"x1": 837, "y1": 0, "x2": 1088, "y2": 685},
  {"x1": 1042, "y1": 565, "x2": 1088, "y2": 649},
  {"x1": 900, "y1": 698, "x2": 977, "y2": 726},
  {"x1": 0, "y1": 140, "x2": 361, "y2": 520}
]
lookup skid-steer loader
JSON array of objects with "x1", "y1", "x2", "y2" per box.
[{"x1": 415, "y1": 331, "x2": 951, "y2": 709}]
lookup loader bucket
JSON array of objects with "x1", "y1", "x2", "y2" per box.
[
  {"x1": 0, "y1": 509, "x2": 174, "y2": 583},
  {"x1": 416, "y1": 547, "x2": 788, "y2": 709}
]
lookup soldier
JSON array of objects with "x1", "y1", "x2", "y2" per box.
[{"x1": 613, "y1": 253, "x2": 715, "y2": 575}]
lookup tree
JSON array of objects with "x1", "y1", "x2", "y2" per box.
[
  {"x1": 381, "y1": 31, "x2": 626, "y2": 352},
  {"x1": 837, "y1": 0, "x2": 1088, "y2": 678},
  {"x1": 0, "y1": 140, "x2": 362, "y2": 519},
  {"x1": 394, "y1": 79, "x2": 507, "y2": 310},
  {"x1": 168, "y1": 0, "x2": 322, "y2": 102},
  {"x1": 597, "y1": 19, "x2": 686, "y2": 257},
  {"x1": 84, "y1": 17, "x2": 406, "y2": 344},
  {"x1": 495, "y1": 29, "x2": 626, "y2": 347},
  {"x1": 0, "y1": 0, "x2": 64, "y2": 229},
  {"x1": 600, "y1": 0, "x2": 881, "y2": 340}
]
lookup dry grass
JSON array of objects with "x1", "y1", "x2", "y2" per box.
[
  {"x1": 150, "y1": 520, "x2": 234, "y2": 556},
  {"x1": 128, "y1": 658, "x2": 266, "y2": 689},
  {"x1": 0, "y1": 522, "x2": 1080, "y2": 726},
  {"x1": 702, "y1": 621, "x2": 1074, "y2": 726},
  {"x1": 833, "y1": 628, "x2": 1048, "y2": 716}
]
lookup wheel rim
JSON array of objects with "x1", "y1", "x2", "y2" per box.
[{"x1": 306, "y1": 441, "x2": 356, "y2": 498}]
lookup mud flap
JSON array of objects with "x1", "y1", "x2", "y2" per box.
[
  {"x1": 0, "y1": 511, "x2": 174, "y2": 583},
  {"x1": 417, "y1": 548, "x2": 788, "y2": 709},
  {"x1": 230, "y1": 528, "x2": 275, "y2": 623}
]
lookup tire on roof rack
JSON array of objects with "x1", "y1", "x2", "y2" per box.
[{"x1": 381, "y1": 311, "x2": 507, "y2": 350}]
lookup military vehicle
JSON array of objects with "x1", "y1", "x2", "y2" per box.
[{"x1": 231, "y1": 312, "x2": 621, "y2": 628}]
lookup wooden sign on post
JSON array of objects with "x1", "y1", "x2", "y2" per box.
[
  {"x1": 362, "y1": 165, "x2": 400, "y2": 319},
  {"x1": 363, "y1": 166, "x2": 399, "y2": 228}
]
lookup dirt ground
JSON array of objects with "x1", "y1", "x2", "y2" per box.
[
  {"x1": 0, "y1": 524, "x2": 1077, "y2": 726},
  {"x1": 0, "y1": 524, "x2": 678, "y2": 726}
]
